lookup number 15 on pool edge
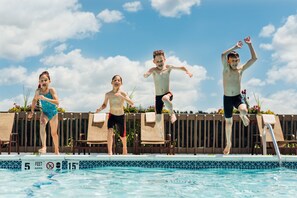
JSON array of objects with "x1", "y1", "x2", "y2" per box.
[{"x1": 68, "y1": 161, "x2": 79, "y2": 170}]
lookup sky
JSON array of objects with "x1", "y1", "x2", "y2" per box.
[{"x1": 0, "y1": 0, "x2": 297, "y2": 114}]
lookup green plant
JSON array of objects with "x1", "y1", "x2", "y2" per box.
[
  {"x1": 23, "y1": 86, "x2": 32, "y2": 112},
  {"x1": 66, "y1": 137, "x2": 74, "y2": 147},
  {"x1": 254, "y1": 144, "x2": 260, "y2": 149},
  {"x1": 285, "y1": 143, "x2": 297, "y2": 148},
  {"x1": 126, "y1": 129, "x2": 136, "y2": 147},
  {"x1": 124, "y1": 87, "x2": 137, "y2": 113},
  {"x1": 8, "y1": 86, "x2": 32, "y2": 112},
  {"x1": 172, "y1": 139, "x2": 177, "y2": 147},
  {"x1": 145, "y1": 106, "x2": 155, "y2": 112},
  {"x1": 57, "y1": 107, "x2": 66, "y2": 113},
  {"x1": 262, "y1": 109, "x2": 274, "y2": 114},
  {"x1": 253, "y1": 92, "x2": 262, "y2": 110},
  {"x1": 246, "y1": 92, "x2": 264, "y2": 114},
  {"x1": 8, "y1": 103, "x2": 32, "y2": 112}
]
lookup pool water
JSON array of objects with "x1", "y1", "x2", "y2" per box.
[{"x1": 1, "y1": 167, "x2": 297, "y2": 197}]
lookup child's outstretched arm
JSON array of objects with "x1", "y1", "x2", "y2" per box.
[
  {"x1": 221, "y1": 41, "x2": 243, "y2": 67},
  {"x1": 241, "y1": 36, "x2": 258, "y2": 71},
  {"x1": 96, "y1": 93, "x2": 108, "y2": 113},
  {"x1": 169, "y1": 65, "x2": 193, "y2": 77},
  {"x1": 143, "y1": 67, "x2": 155, "y2": 78}
]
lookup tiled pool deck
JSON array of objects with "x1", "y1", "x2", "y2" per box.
[{"x1": 1, "y1": 154, "x2": 297, "y2": 171}]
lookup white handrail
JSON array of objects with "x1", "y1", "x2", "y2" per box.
[{"x1": 262, "y1": 123, "x2": 282, "y2": 166}]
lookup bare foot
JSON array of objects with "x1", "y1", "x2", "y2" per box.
[
  {"x1": 108, "y1": 152, "x2": 113, "y2": 156},
  {"x1": 171, "y1": 114, "x2": 177, "y2": 124},
  {"x1": 38, "y1": 147, "x2": 47, "y2": 154},
  {"x1": 55, "y1": 152, "x2": 60, "y2": 155},
  {"x1": 241, "y1": 115, "x2": 250, "y2": 127},
  {"x1": 223, "y1": 144, "x2": 231, "y2": 155}
]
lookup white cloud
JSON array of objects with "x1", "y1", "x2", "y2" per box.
[
  {"x1": 267, "y1": 61, "x2": 297, "y2": 84},
  {"x1": 259, "y1": 43, "x2": 273, "y2": 50},
  {"x1": 54, "y1": 44, "x2": 68, "y2": 53},
  {"x1": 123, "y1": 1, "x2": 142, "y2": 12},
  {"x1": 97, "y1": 9, "x2": 124, "y2": 23},
  {"x1": 0, "y1": 66, "x2": 27, "y2": 85},
  {"x1": 0, "y1": 95, "x2": 24, "y2": 111},
  {"x1": 244, "y1": 78, "x2": 266, "y2": 88},
  {"x1": 205, "y1": 108, "x2": 217, "y2": 113},
  {"x1": 150, "y1": 0, "x2": 201, "y2": 18},
  {"x1": 0, "y1": 0, "x2": 100, "y2": 60},
  {"x1": 217, "y1": 79, "x2": 223, "y2": 86},
  {"x1": 0, "y1": 50, "x2": 208, "y2": 112},
  {"x1": 210, "y1": 93, "x2": 217, "y2": 97},
  {"x1": 260, "y1": 89, "x2": 297, "y2": 114},
  {"x1": 259, "y1": 24, "x2": 275, "y2": 37},
  {"x1": 265, "y1": 14, "x2": 297, "y2": 84}
]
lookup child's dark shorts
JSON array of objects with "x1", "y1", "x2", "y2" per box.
[
  {"x1": 108, "y1": 114, "x2": 126, "y2": 137},
  {"x1": 223, "y1": 94, "x2": 245, "y2": 118},
  {"x1": 155, "y1": 92, "x2": 173, "y2": 114}
]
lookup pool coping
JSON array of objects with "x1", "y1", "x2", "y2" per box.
[
  {"x1": 1, "y1": 153, "x2": 296, "y2": 161},
  {"x1": 1, "y1": 154, "x2": 297, "y2": 170}
]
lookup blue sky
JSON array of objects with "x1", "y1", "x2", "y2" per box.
[{"x1": 1, "y1": 0, "x2": 297, "y2": 114}]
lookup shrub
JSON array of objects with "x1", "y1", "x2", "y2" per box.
[{"x1": 8, "y1": 102, "x2": 65, "y2": 113}]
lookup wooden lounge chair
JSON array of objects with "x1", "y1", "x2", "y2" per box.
[
  {"x1": 253, "y1": 114, "x2": 297, "y2": 155},
  {"x1": 73, "y1": 113, "x2": 115, "y2": 154},
  {"x1": 0, "y1": 113, "x2": 19, "y2": 154},
  {"x1": 134, "y1": 113, "x2": 173, "y2": 154}
]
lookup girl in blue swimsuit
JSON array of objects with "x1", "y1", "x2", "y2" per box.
[{"x1": 28, "y1": 71, "x2": 60, "y2": 155}]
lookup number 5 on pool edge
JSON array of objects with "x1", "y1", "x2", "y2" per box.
[
  {"x1": 68, "y1": 162, "x2": 79, "y2": 170},
  {"x1": 24, "y1": 162, "x2": 30, "y2": 170}
]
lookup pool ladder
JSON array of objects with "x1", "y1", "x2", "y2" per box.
[{"x1": 262, "y1": 115, "x2": 282, "y2": 166}]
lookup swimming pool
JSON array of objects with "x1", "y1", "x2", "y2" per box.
[
  {"x1": 1, "y1": 166, "x2": 297, "y2": 197},
  {"x1": 1, "y1": 154, "x2": 297, "y2": 197}
]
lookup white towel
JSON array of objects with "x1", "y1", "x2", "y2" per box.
[
  {"x1": 262, "y1": 114, "x2": 276, "y2": 124},
  {"x1": 93, "y1": 113, "x2": 106, "y2": 123},
  {"x1": 145, "y1": 112, "x2": 156, "y2": 123}
]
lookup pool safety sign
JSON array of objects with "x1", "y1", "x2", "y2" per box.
[
  {"x1": 21, "y1": 160, "x2": 80, "y2": 171},
  {"x1": 22, "y1": 160, "x2": 63, "y2": 171}
]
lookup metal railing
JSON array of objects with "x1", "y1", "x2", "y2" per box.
[{"x1": 262, "y1": 123, "x2": 282, "y2": 164}]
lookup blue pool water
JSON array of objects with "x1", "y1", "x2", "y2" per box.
[{"x1": 1, "y1": 167, "x2": 297, "y2": 197}]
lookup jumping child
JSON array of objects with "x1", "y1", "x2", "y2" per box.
[
  {"x1": 96, "y1": 75, "x2": 134, "y2": 155},
  {"x1": 221, "y1": 36, "x2": 257, "y2": 155},
  {"x1": 28, "y1": 71, "x2": 60, "y2": 155},
  {"x1": 144, "y1": 50, "x2": 193, "y2": 123}
]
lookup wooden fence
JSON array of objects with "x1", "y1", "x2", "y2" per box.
[{"x1": 5, "y1": 112, "x2": 297, "y2": 154}]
